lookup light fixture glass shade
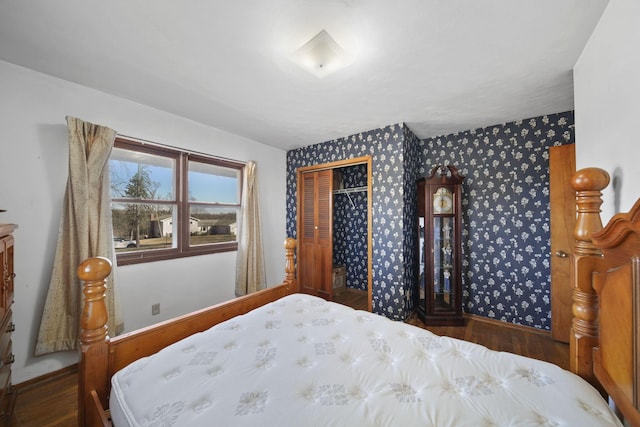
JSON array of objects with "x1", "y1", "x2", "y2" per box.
[{"x1": 293, "y1": 29, "x2": 349, "y2": 78}]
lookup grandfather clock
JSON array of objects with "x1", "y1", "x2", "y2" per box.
[{"x1": 417, "y1": 165, "x2": 465, "y2": 325}]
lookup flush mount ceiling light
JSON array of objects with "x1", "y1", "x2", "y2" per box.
[{"x1": 293, "y1": 29, "x2": 350, "y2": 78}]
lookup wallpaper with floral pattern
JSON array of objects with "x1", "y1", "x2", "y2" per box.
[
  {"x1": 286, "y1": 111, "x2": 574, "y2": 329},
  {"x1": 333, "y1": 164, "x2": 368, "y2": 292},
  {"x1": 286, "y1": 124, "x2": 417, "y2": 320},
  {"x1": 420, "y1": 112, "x2": 574, "y2": 329}
]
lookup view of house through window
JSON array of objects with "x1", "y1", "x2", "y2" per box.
[{"x1": 109, "y1": 138, "x2": 242, "y2": 264}]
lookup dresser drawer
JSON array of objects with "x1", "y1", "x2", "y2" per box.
[
  {"x1": 0, "y1": 310, "x2": 13, "y2": 358},
  {"x1": 0, "y1": 225, "x2": 16, "y2": 422},
  {"x1": 0, "y1": 340, "x2": 12, "y2": 395},
  {"x1": 0, "y1": 371, "x2": 14, "y2": 423},
  {"x1": 0, "y1": 371, "x2": 9, "y2": 404}
]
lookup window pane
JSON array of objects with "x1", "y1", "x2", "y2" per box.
[
  {"x1": 112, "y1": 202, "x2": 177, "y2": 251},
  {"x1": 110, "y1": 138, "x2": 242, "y2": 264},
  {"x1": 188, "y1": 160, "x2": 240, "y2": 203},
  {"x1": 110, "y1": 147, "x2": 176, "y2": 200},
  {"x1": 189, "y1": 205, "x2": 237, "y2": 246}
]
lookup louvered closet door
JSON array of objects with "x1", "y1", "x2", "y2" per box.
[{"x1": 298, "y1": 169, "x2": 333, "y2": 299}]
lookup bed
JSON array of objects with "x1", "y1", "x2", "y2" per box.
[{"x1": 77, "y1": 167, "x2": 638, "y2": 426}]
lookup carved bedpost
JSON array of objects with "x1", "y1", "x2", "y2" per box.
[
  {"x1": 78, "y1": 257, "x2": 112, "y2": 427},
  {"x1": 284, "y1": 238, "x2": 297, "y2": 292},
  {"x1": 570, "y1": 167, "x2": 609, "y2": 385}
]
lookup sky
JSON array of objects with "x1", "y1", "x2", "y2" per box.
[{"x1": 109, "y1": 159, "x2": 239, "y2": 204}]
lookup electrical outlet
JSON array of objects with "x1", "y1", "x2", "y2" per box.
[{"x1": 152, "y1": 303, "x2": 160, "y2": 315}]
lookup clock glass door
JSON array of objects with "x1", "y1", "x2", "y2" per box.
[
  {"x1": 433, "y1": 216, "x2": 455, "y2": 311},
  {"x1": 418, "y1": 216, "x2": 425, "y2": 309}
]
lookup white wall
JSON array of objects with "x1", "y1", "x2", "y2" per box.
[
  {"x1": 0, "y1": 60, "x2": 288, "y2": 383},
  {"x1": 574, "y1": 0, "x2": 640, "y2": 222}
]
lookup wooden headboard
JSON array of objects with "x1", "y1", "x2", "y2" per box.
[
  {"x1": 591, "y1": 198, "x2": 640, "y2": 426},
  {"x1": 571, "y1": 167, "x2": 640, "y2": 426}
]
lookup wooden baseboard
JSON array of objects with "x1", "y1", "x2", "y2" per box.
[
  {"x1": 14, "y1": 364, "x2": 78, "y2": 392},
  {"x1": 464, "y1": 313, "x2": 552, "y2": 337}
]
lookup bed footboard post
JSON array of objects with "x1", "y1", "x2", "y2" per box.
[
  {"x1": 570, "y1": 168, "x2": 609, "y2": 385},
  {"x1": 78, "y1": 257, "x2": 113, "y2": 427},
  {"x1": 284, "y1": 238, "x2": 297, "y2": 292}
]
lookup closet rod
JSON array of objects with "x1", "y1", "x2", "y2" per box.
[{"x1": 333, "y1": 186, "x2": 367, "y2": 195}]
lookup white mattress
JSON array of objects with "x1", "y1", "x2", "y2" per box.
[{"x1": 110, "y1": 294, "x2": 622, "y2": 426}]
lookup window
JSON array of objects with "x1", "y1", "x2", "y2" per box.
[{"x1": 109, "y1": 138, "x2": 243, "y2": 265}]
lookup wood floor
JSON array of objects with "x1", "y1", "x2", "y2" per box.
[
  {"x1": 9, "y1": 365, "x2": 78, "y2": 427},
  {"x1": 11, "y1": 290, "x2": 569, "y2": 426},
  {"x1": 332, "y1": 288, "x2": 369, "y2": 311}
]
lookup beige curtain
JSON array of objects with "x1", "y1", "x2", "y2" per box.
[
  {"x1": 235, "y1": 161, "x2": 266, "y2": 296},
  {"x1": 35, "y1": 117, "x2": 122, "y2": 356}
]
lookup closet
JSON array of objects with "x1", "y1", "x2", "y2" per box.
[
  {"x1": 298, "y1": 169, "x2": 333, "y2": 299},
  {"x1": 296, "y1": 157, "x2": 372, "y2": 310}
]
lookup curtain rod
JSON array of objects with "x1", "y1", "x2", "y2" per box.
[{"x1": 116, "y1": 134, "x2": 247, "y2": 166}]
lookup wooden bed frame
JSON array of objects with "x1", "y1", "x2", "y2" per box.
[
  {"x1": 570, "y1": 168, "x2": 640, "y2": 426},
  {"x1": 77, "y1": 168, "x2": 640, "y2": 426},
  {"x1": 78, "y1": 237, "x2": 297, "y2": 427}
]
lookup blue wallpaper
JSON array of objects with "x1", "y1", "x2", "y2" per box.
[
  {"x1": 286, "y1": 124, "x2": 417, "y2": 320},
  {"x1": 286, "y1": 111, "x2": 574, "y2": 329},
  {"x1": 420, "y1": 112, "x2": 575, "y2": 329},
  {"x1": 333, "y1": 165, "x2": 368, "y2": 291},
  {"x1": 402, "y1": 126, "x2": 422, "y2": 314}
]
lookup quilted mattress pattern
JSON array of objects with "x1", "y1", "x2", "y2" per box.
[{"x1": 110, "y1": 294, "x2": 621, "y2": 426}]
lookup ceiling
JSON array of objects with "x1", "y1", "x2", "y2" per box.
[{"x1": 0, "y1": 0, "x2": 609, "y2": 151}]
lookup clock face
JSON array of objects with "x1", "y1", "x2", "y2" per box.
[{"x1": 433, "y1": 187, "x2": 453, "y2": 214}]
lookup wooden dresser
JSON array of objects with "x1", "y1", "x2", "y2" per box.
[{"x1": 0, "y1": 224, "x2": 16, "y2": 423}]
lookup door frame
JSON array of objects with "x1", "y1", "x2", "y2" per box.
[{"x1": 296, "y1": 155, "x2": 373, "y2": 312}]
